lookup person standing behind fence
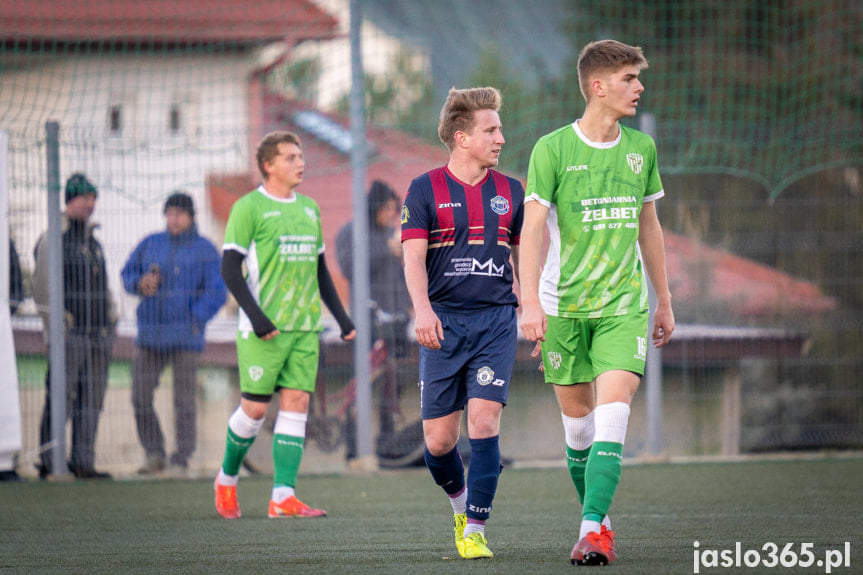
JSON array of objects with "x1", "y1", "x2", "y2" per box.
[
  {"x1": 121, "y1": 192, "x2": 226, "y2": 476},
  {"x1": 401, "y1": 86, "x2": 524, "y2": 560},
  {"x1": 519, "y1": 40, "x2": 675, "y2": 566},
  {"x1": 33, "y1": 173, "x2": 115, "y2": 480},
  {"x1": 336, "y1": 179, "x2": 412, "y2": 347},
  {"x1": 214, "y1": 131, "x2": 355, "y2": 520}
]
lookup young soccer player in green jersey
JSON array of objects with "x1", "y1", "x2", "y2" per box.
[
  {"x1": 214, "y1": 131, "x2": 355, "y2": 519},
  {"x1": 519, "y1": 40, "x2": 675, "y2": 565}
]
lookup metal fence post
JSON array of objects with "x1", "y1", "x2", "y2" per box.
[{"x1": 45, "y1": 121, "x2": 69, "y2": 477}]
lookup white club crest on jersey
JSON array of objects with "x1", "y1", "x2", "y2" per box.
[
  {"x1": 547, "y1": 351, "x2": 562, "y2": 370},
  {"x1": 249, "y1": 366, "x2": 264, "y2": 382},
  {"x1": 626, "y1": 153, "x2": 643, "y2": 174},
  {"x1": 304, "y1": 206, "x2": 318, "y2": 222}
]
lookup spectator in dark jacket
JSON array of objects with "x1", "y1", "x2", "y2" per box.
[
  {"x1": 336, "y1": 180, "x2": 412, "y2": 355},
  {"x1": 121, "y1": 192, "x2": 226, "y2": 475},
  {"x1": 33, "y1": 173, "x2": 115, "y2": 479}
]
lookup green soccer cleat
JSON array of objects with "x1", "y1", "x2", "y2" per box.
[
  {"x1": 453, "y1": 513, "x2": 467, "y2": 556},
  {"x1": 461, "y1": 532, "x2": 494, "y2": 559}
]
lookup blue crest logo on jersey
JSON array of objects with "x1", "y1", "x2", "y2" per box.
[{"x1": 490, "y1": 195, "x2": 509, "y2": 215}]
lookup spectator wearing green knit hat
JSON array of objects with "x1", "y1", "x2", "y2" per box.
[{"x1": 33, "y1": 172, "x2": 115, "y2": 480}]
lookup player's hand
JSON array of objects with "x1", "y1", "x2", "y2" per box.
[
  {"x1": 260, "y1": 329, "x2": 280, "y2": 341},
  {"x1": 414, "y1": 307, "x2": 444, "y2": 350},
  {"x1": 530, "y1": 340, "x2": 545, "y2": 372},
  {"x1": 341, "y1": 328, "x2": 356, "y2": 342},
  {"x1": 651, "y1": 301, "x2": 675, "y2": 348},
  {"x1": 519, "y1": 303, "x2": 547, "y2": 342},
  {"x1": 138, "y1": 272, "x2": 160, "y2": 296}
]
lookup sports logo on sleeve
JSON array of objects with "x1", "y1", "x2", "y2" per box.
[{"x1": 401, "y1": 205, "x2": 410, "y2": 224}]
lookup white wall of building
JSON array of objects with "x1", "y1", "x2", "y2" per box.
[{"x1": 1, "y1": 50, "x2": 258, "y2": 319}]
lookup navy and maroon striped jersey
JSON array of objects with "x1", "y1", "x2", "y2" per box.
[{"x1": 401, "y1": 166, "x2": 524, "y2": 311}]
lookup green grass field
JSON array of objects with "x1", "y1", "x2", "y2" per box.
[{"x1": 2, "y1": 456, "x2": 861, "y2": 574}]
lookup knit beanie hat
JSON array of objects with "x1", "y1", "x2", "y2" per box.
[
  {"x1": 65, "y1": 173, "x2": 98, "y2": 203},
  {"x1": 164, "y1": 191, "x2": 195, "y2": 218}
]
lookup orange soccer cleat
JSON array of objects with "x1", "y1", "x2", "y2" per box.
[
  {"x1": 268, "y1": 495, "x2": 327, "y2": 518},
  {"x1": 570, "y1": 526, "x2": 617, "y2": 566},
  {"x1": 214, "y1": 478, "x2": 241, "y2": 519}
]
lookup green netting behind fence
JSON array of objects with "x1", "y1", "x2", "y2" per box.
[{"x1": 1, "y1": 0, "x2": 861, "y2": 475}]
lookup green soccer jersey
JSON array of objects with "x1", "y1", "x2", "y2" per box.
[
  {"x1": 526, "y1": 121, "x2": 664, "y2": 318},
  {"x1": 223, "y1": 185, "x2": 325, "y2": 332}
]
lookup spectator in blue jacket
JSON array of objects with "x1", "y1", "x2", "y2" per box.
[{"x1": 122, "y1": 192, "x2": 227, "y2": 475}]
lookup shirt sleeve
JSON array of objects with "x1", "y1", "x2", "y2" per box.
[
  {"x1": 526, "y1": 137, "x2": 558, "y2": 208},
  {"x1": 401, "y1": 176, "x2": 432, "y2": 242},
  {"x1": 222, "y1": 197, "x2": 253, "y2": 255}
]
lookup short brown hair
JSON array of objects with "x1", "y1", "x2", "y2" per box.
[
  {"x1": 256, "y1": 131, "x2": 302, "y2": 179},
  {"x1": 577, "y1": 40, "x2": 648, "y2": 102},
  {"x1": 437, "y1": 87, "x2": 502, "y2": 151}
]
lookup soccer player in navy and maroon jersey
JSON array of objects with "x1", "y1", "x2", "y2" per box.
[{"x1": 401, "y1": 86, "x2": 524, "y2": 560}]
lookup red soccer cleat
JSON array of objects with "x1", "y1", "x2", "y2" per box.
[
  {"x1": 570, "y1": 526, "x2": 617, "y2": 566},
  {"x1": 214, "y1": 478, "x2": 241, "y2": 519}
]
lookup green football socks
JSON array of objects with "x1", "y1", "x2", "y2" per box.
[
  {"x1": 221, "y1": 428, "x2": 255, "y2": 476},
  {"x1": 273, "y1": 434, "x2": 305, "y2": 488},
  {"x1": 582, "y1": 440, "x2": 623, "y2": 523},
  {"x1": 566, "y1": 446, "x2": 591, "y2": 504}
]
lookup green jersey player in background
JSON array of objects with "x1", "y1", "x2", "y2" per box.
[
  {"x1": 519, "y1": 40, "x2": 675, "y2": 565},
  {"x1": 214, "y1": 131, "x2": 355, "y2": 519}
]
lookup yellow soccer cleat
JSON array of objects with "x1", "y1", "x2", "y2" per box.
[
  {"x1": 453, "y1": 513, "x2": 467, "y2": 556},
  {"x1": 461, "y1": 532, "x2": 494, "y2": 559}
]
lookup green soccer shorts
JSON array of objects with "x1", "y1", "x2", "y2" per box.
[
  {"x1": 236, "y1": 330, "x2": 320, "y2": 395},
  {"x1": 540, "y1": 310, "x2": 649, "y2": 385}
]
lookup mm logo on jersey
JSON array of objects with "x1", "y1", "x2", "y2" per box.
[
  {"x1": 248, "y1": 366, "x2": 264, "y2": 382},
  {"x1": 490, "y1": 195, "x2": 510, "y2": 215},
  {"x1": 471, "y1": 258, "x2": 504, "y2": 277},
  {"x1": 626, "y1": 153, "x2": 644, "y2": 174}
]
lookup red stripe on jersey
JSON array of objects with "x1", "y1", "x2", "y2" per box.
[
  {"x1": 490, "y1": 171, "x2": 514, "y2": 246},
  {"x1": 429, "y1": 168, "x2": 455, "y2": 248},
  {"x1": 464, "y1": 174, "x2": 485, "y2": 245}
]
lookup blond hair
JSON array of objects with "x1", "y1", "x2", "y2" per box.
[
  {"x1": 256, "y1": 131, "x2": 302, "y2": 180},
  {"x1": 577, "y1": 40, "x2": 648, "y2": 102},
  {"x1": 437, "y1": 87, "x2": 502, "y2": 151}
]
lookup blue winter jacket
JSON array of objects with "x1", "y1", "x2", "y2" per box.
[{"x1": 121, "y1": 226, "x2": 227, "y2": 352}]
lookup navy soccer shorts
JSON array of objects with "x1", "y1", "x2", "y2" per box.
[{"x1": 418, "y1": 305, "x2": 517, "y2": 419}]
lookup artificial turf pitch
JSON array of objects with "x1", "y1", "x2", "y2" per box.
[{"x1": 2, "y1": 456, "x2": 861, "y2": 574}]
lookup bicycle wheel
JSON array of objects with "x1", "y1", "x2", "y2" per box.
[
  {"x1": 308, "y1": 414, "x2": 344, "y2": 453},
  {"x1": 376, "y1": 419, "x2": 426, "y2": 468}
]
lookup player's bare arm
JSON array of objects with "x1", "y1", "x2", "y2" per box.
[
  {"x1": 638, "y1": 200, "x2": 675, "y2": 348},
  {"x1": 518, "y1": 200, "x2": 549, "y2": 342},
  {"x1": 402, "y1": 237, "x2": 444, "y2": 349}
]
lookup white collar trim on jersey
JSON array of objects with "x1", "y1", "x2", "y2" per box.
[
  {"x1": 256, "y1": 184, "x2": 298, "y2": 203},
  {"x1": 571, "y1": 120, "x2": 622, "y2": 150}
]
